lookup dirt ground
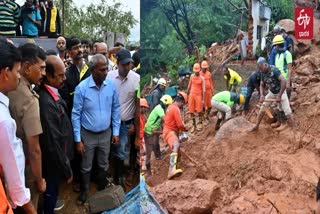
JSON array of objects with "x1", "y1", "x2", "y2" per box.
[
  {"x1": 145, "y1": 16, "x2": 320, "y2": 213},
  {"x1": 147, "y1": 91, "x2": 320, "y2": 213}
]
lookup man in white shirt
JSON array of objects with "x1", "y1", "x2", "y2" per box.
[{"x1": 0, "y1": 40, "x2": 36, "y2": 213}]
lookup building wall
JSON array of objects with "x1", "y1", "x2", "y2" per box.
[{"x1": 251, "y1": 0, "x2": 270, "y2": 55}]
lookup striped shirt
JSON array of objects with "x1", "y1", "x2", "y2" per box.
[{"x1": 0, "y1": 0, "x2": 19, "y2": 35}]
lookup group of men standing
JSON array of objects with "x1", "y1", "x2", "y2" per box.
[
  {"x1": 0, "y1": 0, "x2": 61, "y2": 38},
  {"x1": 187, "y1": 60, "x2": 214, "y2": 132},
  {"x1": 0, "y1": 35, "x2": 140, "y2": 214}
]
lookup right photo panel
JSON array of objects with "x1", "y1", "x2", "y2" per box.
[{"x1": 140, "y1": 0, "x2": 320, "y2": 213}]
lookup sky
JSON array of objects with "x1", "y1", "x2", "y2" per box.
[{"x1": 16, "y1": 0, "x2": 140, "y2": 42}]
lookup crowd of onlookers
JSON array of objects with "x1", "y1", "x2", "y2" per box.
[
  {"x1": 0, "y1": 0, "x2": 61, "y2": 38},
  {"x1": 0, "y1": 34, "x2": 140, "y2": 214}
]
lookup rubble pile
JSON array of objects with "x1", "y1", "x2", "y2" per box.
[{"x1": 147, "y1": 16, "x2": 320, "y2": 214}]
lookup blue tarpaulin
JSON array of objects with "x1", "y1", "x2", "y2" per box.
[{"x1": 103, "y1": 175, "x2": 166, "y2": 214}]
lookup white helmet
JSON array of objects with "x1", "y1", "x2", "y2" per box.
[{"x1": 158, "y1": 78, "x2": 167, "y2": 87}]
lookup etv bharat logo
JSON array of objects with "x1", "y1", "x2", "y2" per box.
[{"x1": 295, "y1": 7, "x2": 313, "y2": 40}]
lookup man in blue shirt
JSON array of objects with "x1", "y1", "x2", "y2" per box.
[
  {"x1": 20, "y1": 0, "x2": 41, "y2": 37},
  {"x1": 71, "y1": 54, "x2": 120, "y2": 204}
]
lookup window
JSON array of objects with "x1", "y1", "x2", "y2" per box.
[{"x1": 257, "y1": 25, "x2": 262, "y2": 40}]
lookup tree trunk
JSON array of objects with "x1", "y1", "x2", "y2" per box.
[{"x1": 247, "y1": 0, "x2": 254, "y2": 59}]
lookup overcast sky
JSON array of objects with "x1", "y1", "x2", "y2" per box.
[{"x1": 16, "y1": 0, "x2": 140, "y2": 42}]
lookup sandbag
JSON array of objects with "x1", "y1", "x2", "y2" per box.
[{"x1": 88, "y1": 185, "x2": 125, "y2": 214}]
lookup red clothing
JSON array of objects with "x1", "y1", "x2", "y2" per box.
[
  {"x1": 0, "y1": 179, "x2": 13, "y2": 214},
  {"x1": 200, "y1": 70, "x2": 213, "y2": 90},
  {"x1": 164, "y1": 103, "x2": 185, "y2": 132},
  {"x1": 188, "y1": 74, "x2": 205, "y2": 96},
  {"x1": 200, "y1": 71, "x2": 213, "y2": 109},
  {"x1": 140, "y1": 113, "x2": 146, "y2": 147}
]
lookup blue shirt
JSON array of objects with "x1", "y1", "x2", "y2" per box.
[
  {"x1": 20, "y1": 5, "x2": 41, "y2": 36},
  {"x1": 72, "y1": 75, "x2": 120, "y2": 142}
]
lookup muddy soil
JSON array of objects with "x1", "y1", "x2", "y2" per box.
[{"x1": 146, "y1": 15, "x2": 320, "y2": 214}]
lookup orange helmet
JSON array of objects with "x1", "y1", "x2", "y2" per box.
[
  {"x1": 193, "y1": 63, "x2": 201, "y2": 72},
  {"x1": 201, "y1": 60, "x2": 209, "y2": 68},
  {"x1": 177, "y1": 91, "x2": 188, "y2": 104},
  {"x1": 140, "y1": 98, "x2": 149, "y2": 108}
]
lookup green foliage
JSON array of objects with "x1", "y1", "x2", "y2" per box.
[
  {"x1": 167, "y1": 64, "x2": 179, "y2": 85},
  {"x1": 56, "y1": 0, "x2": 137, "y2": 41},
  {"x1": 198, "y1": 45, "x2": 207, "y2": 59},
  {"x1": 141, "y1": 0, "x2": 294, "y2": 87},
  {"x1": 264, "y1": 0, "x2": 294, "y2": 23}
]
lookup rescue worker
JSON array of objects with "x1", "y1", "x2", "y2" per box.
[
  {"x1": 273, "y1": 35, "x2": 293, "y2": 98},
  {"x1": 163, "y1": 92, "x2": 188, "y2": 179},
  {"x1": 200, "y1": 60, "x2": 214, "y2": 126},
  {"x1": 144, "y1": 95, "x2": 173, "y2": 178},
  {"x1": 187, "y1": 63, "x2": 205, "y2": 132},
  {"x1": 243, "y1": 58, "x2": 262, "y2": 115},
  {"x1": 280, "y1": 28, "x2": 294, "y2": 54},
  {"x1": 268, "y1": 25, "x2": 283, "y2": 65},
  {"x1": 149, "y1": 78, "x2": 167, "y2": 110},
  {"x1": 249, "y1": 57, "x2": 294, "y2": 132},
  {"x1": 223, "y1": 65, "x2": 242, "y2": 92},
  {"x1": 211, "y1": 91, "x2": 245, "y2": 130},
  {"x1": 139, "y1": 98, "x2": 149, "y2": 174}
]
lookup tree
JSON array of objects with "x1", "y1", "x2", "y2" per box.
[
  {"x1": 160, "y1": 0, "x2": 195, "y2": 55},
  {"x1": 56, "y1": 0, "x2": 137, "y2": 41}
]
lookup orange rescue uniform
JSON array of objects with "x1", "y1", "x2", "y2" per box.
[
  {"x1": 0, "y1": 179, "x2": 13, "y2": 214},
  {"x1": 139, "y1": 113, "x2": 146, "y2": 147},
  {"x1": 163, "y1": 103, "x2": 185, "y2": 149},
  {"x1": 188, "y1": 74, "x2": 205, "y2": 113},
  {"x1": 200, "y1": 70, "x2": 214, "y2": 109}
]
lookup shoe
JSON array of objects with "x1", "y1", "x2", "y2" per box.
[
  {"x1": 271, "y1": 120, "x2": 281, "y2": 128},
  {"x1": 77, "y1": 173, "x2": 90, "y2": 205},
  {"x1": 203, "y1": 119, "x2": 209, "y2": 126},
  {"x1": 54, "y1": 200, "x2": 64, "y2": 211},
  {"x1": 167, "y1": 153, "x2": 183, "y2": 180},
  {"x1": 196, "y1": 122, "x2": 203, "y2": 131},
  {"x1": 114, "y1": 158, "x2": 126, "y2": 190},
  {"x1": 156, "y1": 153, "x2": 164, "y2": 160},
  {"x1": 275, "y1": 122, "x2": 288, "y2": 132},
  {"x1": 97, "y1": 168, "x2": 108, "y2": 191}
]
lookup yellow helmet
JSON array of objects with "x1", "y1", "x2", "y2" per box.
[
  {"x1": 158, "y1": 78, "x2": 167, "y2": 87},
  {"x1": 239, "y1": 94, "x2": 245, "y2": 104},
  {"x1": 272, "y1": 35, "x2": 284, "y2": 45},
  {"x1": 160, "y1": 95, "x2": 173, "y2": 105}
]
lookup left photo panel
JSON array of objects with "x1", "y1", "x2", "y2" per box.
[{"x1": 0, "y1": 0, "x2": 140, "y2": 213}]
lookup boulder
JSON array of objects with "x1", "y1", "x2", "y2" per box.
[
  {"x1": 296, "y1": 40, "x2": 311, "y2": 54},
  {"x1": 313, "y1": 18, "x2": 320, "y2": 45},
  {"x1": 309, "y1": 75, "x2": 320, "y2": 83},
  {"x1": 150, "y1": 179, "x2": 220, "y2": 214},
  {"x1": 295, "y1": 76, "x2": 310, "y2": 85},
  {"x1": 295, "y1": 63, "x2": 314, "y2": 76},
  {"x1": 277, "y1": 19, "x2": 295, "y2": 33},
  {"x1": 214, "y1": 117, "x2": 252, "y2": 143},
  {"x1": 294, "y1": 0, "x2": 315, "y2": 8}
]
